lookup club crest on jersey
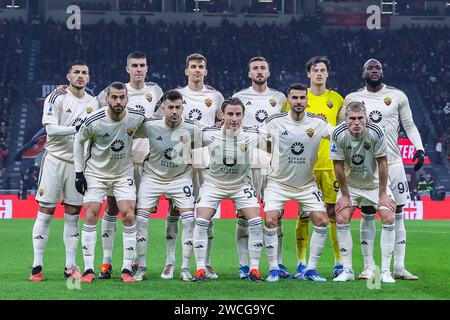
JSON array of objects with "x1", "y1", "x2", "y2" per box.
[
  {"x1": 127, "y1": 128, "x2": 135, "y2": 136},
  {"x1": 86, "y1": 106, "x2": 93, "y2": 114},
  {"x1": 240, "y1": 144, "x2": 248, "y2": 152},
  {"x1": 384, "y1": 97, "x2": 392, "y2": 106},
  {"x1": 146, "y1": 93, "x2": 153, "y2": 103},
  {"x1": 306, "y1": 128, "x2": 314, "y2": 138},
  {"x1": 269, "y1": 98, "x2": 276, "y2": 107},
  {"x1": 204, "y1": 98, "x2": 212, "y2": 107},
  {"x1": 364, "y1": 142, "x2": 371, "y2": 150},
  {"x1": 179, "y1": 135, "x2": 189, "y2": 144},
  {"x1": 317, "y1": 113, "x2": 327, "y2": 121},
  {"x1": 327, "y1": 101, "x2": 333, "y2": 108},
  {"x1": 38, "y1": 188, "x2": 45, "y2": 197}
]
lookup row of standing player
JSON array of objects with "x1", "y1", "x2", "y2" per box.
[{"x1": 29, "y1": 52, "x2": 425, "y2": 283}]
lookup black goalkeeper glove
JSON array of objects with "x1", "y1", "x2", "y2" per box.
[
  {"x1": 75, "y1": 118, "x2": 85, "y2": 132},
  {"x1": 75, "y1": 172, "x2": 87, "y2": 195},
  {"x1": 412, "y1": 149, "x2": 425, "y2": 171}
]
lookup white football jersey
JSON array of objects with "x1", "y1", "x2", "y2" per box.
[
  {"x1": 136, "y1": 117, "x2": 202, "y2": 181},
  {"x1": 98, "y1": 82, "x2": 164, "y2": 164},
  {"x1": 202, "y1": 126, "x2": 265, "y2": 189},
  {"x1": 232, "y1": 87, "x2": 286, "y2": 128},
  {"x1": 343, "y1": 84, "x2": 424, "y2": 165},
  {"x1": 75, "y1": 106, "x2": 145, "y2": 180},
  {"x1": 330, "y1": 122, "x2": 387, "y2": 189},
  {"x1": 262, "y1": 112, "x2": 334, "y2": 189},
  {"x1": 178, "y1": 85, "x2": 224, "y2": 126},
  {"x1": 42, "y1": 90, "x2": 98, "y2": 162}
]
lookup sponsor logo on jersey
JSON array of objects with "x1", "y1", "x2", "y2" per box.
[
  {"x1": 111, "y1": 139, "x2": 125, "y2": 152},
  {"x1": 204, "y1": 98, "x2": 212, "y2": 107},
  {"x1": 127, "y1": 128, "x2": 134, "y2": 136},
  {"x1": 146, "y1": 93, "x2": 153, "y2": 103},
  {"x1": 255, "y1": 109, "x2": 268, "y2": 123},
  {"x1": 156, "y1": 136, "x2": 163, "y2": 141},
  {"x1": 246, "y1": 101, "x2": 252, "y2": 106},
  {"x1": 291, "y1": 142, "x2": 305, "y2": 155},
  {"x1": 66, "y1": 108, "x2": 72, "y2": 113},
  {"x1": 39, "y1": 188, "x2": 45, "y2": 196},
  {"x1": 306, "y1": 128, "x2": 314, "y2": 137},
  {"x1": 369, "y1": 110, "x2": 382, "y2": 123},
  {"x1": 364, "y1": 142, "x2": 371, "y2": 150},
  {"x1": 281, "y1": 131, "x2": 288, "y2": 136},
  {"x1": 164, "y1": 148, "x2": 178, "y2": 160},
  {"x1": 86, "y1": 106, "x2": 93, "y2": 114},
  {"x1": 103, "y1": 133, "x2": 110, "y2": 138},
  {"x1": 269, "y1": 98, "x2": 276, "y2": 107},
  {"x1": 327, "y1": 101, "x2": 333, "y2": 108},
  {"x1": 188, "y1": 109, "x2": 203, "y2": 121},
  {"x1": 239, "y1": 144, "x2": 248, "y2": 152},
  {"x1": 351, "y1": 154, "x2": 365, "y2": 165},
  {"x1": 182, "y1": 100, "x2": 187, "y2": 104},
  {"x1": 384, "y1": 97, "x2": 392, "y2": 106},
  {"x1": 346, "y1": 145, "x2": 352, "y2": 150}
]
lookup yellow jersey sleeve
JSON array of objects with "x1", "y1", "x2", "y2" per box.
[{"x1": 307, "y1": 90, "x2": 344, "y2": 170}]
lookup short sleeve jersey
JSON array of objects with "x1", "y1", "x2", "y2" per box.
[
  {"x1": 97, "y1": 82, "x2": 164, "y2": 164},
  {"x1": 42, "y1": 90, "x2": 99, "y2": 162},
  {"x1": 262, "y1": 112, "x2": 334, "y2": 189},
  {"x1": 232, "y1": 87, "x2": 286, "y2": 128},
  {"x1": 76, "y1": 106, "x2": 145, "y2": 180},
  {"x1": 330, "y1": 122, "x2": 387, "y2": 189},
  {"x1": 136, "y1": 117, "x2": 202, "y2": 181},
  {"x1": 201, "y1": 126, "x2": 265, "y2": 189},
  {"x1": 178, "y1": 85, "x2": 224, "y2": 126}
]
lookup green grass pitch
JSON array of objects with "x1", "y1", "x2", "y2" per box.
[{"x1": 1, "y1": 219, "x2": 449, "y2": 300}]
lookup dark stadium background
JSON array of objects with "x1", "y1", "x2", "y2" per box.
[{"x1": 0, "y1": 0, "x2": 449, "y2": 218}]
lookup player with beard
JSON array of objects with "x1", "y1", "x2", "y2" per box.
[
  {"x1": 232, "y1": 57, "x2": 288, "y2": 280},
  {"x1": 342, "y1": 59, "x2": 425, "y2": 280},
  {"x1": 30, "y1": 61, "x2": 98, "y2": 282}
]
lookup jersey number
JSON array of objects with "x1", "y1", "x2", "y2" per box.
[
  {"x1": 244, "y1": 187, "x2": 257, "y2": 199},
  {"x1": 183, "y1": 185, "x2": 193, "y2": 198},
  {"x1": 397, "y1": 181, "x2": 409, "y2": 194},
  {"x1": 313, "y1": 190, "x2": 324, "y2": 202}
]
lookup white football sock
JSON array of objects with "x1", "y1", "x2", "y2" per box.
[
  {"x1": 306, "y1": 225, "x2": 327, "y2": 270},
  {"x1": 277, "y1": 219, "x2": 284, "y2": 265},
  {"x1": 135, "y1": 210, "x2": 149, "y2": 268},
  {"x1": 381, "y1": 224, "x2": 395, "y2": 271},
  {"x1": 205, "y1": 219, "x2": 214, "y2": 266},
  {"x1": 236, "y1": 218, "x2": 249, "y2": 267},
  {"x1": 360, "y1": 213, "x2": 376, "y2": 268},
  {"x1": 336, "y1": 223, "x2": 353, "y2": 270},
  {"x1": 32, "y1": 211, "x2": 53, "y2": 267},
  {"x1": 263, "y1": 226, "x2": 278, "y2": 271},
  {"x1": 165, "y1": 214, "x2": 179, "y2": 266},
  {"x1": 247, "y1": 217, "x2": 263, "y2": 270},
  {"x1": 181, "y1": 211, "x2": 195, "y2": 270},
  {"x1": 101, "y1": 212, "x2": 117, "y2": 264},
  {"x1": 193, "y1": 218, "x2": 209, "y2": 270},
  {"x1": 394, "y1": 213, "x2": 406, "y2": 271},
  {"x1": 63, "y1": 213, "x2": 79, "y2": 268},
  {"x1": 122, "y1": 224, "x2": 137, "y2": 272},
  {"x1": 81, "y1": 224, "x2": 97, "y2": 272}
]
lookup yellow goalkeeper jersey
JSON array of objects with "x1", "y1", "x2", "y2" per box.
[{"x1": 282, "y1": 89, "x2": 344, "y2": 170}]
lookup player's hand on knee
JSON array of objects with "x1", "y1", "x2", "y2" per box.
[
  {"x1": 379, "y1": 193, "x2": 396, "y2": 213},
  {"x1": 335, "y1": 196, "x2": 351, "y2": 215},
  {"x1": 75, "y1": 172, "x2": 87, "y2": 195},
  {"x1": 412, "y1": 149, "x2": 425, "y2": 171}
]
